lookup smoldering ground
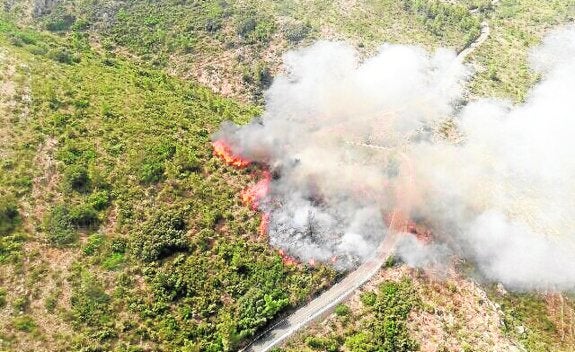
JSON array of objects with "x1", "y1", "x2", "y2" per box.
[{"x1": 216, "y1": 26, "x2": 575, "y2": 291}]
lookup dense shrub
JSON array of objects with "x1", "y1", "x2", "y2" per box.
[
  {"x1": 45, "y1": 205, "x2": 77, "y2": 245},
  {"x1": 48, "y1": 48, "x2": 77, "y2": 64},
  {"x1": 46, "y1": 14, "x2": 76, "y2": 32},
  {"x1": 306, "y1": 336, "x2": 339, "y2": 351},
  {"x1": 68, "y1": 204, "x2": 100, "y2": 228},
  {"x1": 70, "y1": 271, "x2": 111, "y2": 327},
  {"x1": 0, "y1": 196, "x2": 20, "y2": 235},
  {"x1": 236, "y1": 15, "x2": 258, "y2": 37},
  {"x1": 139, "y1": 160, "x2": 165, "y2": 183},
  {"x1": 12, "y1": 315, "x2": 37, "y2": 332},
  {"x1": 236, "y1": 287, "x2": 289, "y2": 336},
  {"x1": 138, "y1": 142, "x2": 177, "y2": 183},
  {"x1": 132, "y1": 210, "x2": 188, "y2": 261},
  {"x1": 83, "y1": 234, "x2": 105, "y2": 255},
  {"x1": 283, "y1": 21, "x2": 312, "y2": 43},
  {"x1": 345, "y1": 279, "x2": 419, "y2": 352},
  {"x1": 168, "y1": 148, "x2": 201, "y2": 177},
  {"x1": 63, "y1": 165, "x2": 91, "y2": 192},
  {"x1": 402, "y1": 0, "x2": 481, "y2": 41},
  {"x1": 235, "y1": 13, "x2": 275, "y2": 43},
  {"x1": 335, "y1": 303, "x2": 351, "y2": 317},
  {"x1": 87, "y1": 190, "x2": 111, "y2": 211},
  {"x1": 0, "y1": 233, "x2": 24, "y2": 263},
  {"x1": 242, "y1": 62, "x2": 272, "y2": 90},
  {"x1": 0, "y1": 288, "x2": 6, "y2": 308}
]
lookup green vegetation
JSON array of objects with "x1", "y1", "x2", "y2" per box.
[
  {"x1": 12, "y1": 315, "x2": 37, "y2": 332},
  {"x1": 131, "y1": 209, "x2": 188, "y2": 262},
  {"x1": 0, "y1": 195, "x2": 20, "y2": 235},
  {"x1": 0, "y1": 287, "x2": 6, "y2": 308},
  {"x1": 0, "y1": 12, "x2": 335, "y2": 351},
  {"x1": 344, "y1": 280, "x2": 419, "y2": 352},
  {"x1": 488, "y1": 287, "x2": 574, "y2": 352},
  {"x1": 402, "y1": 0, "x2": 481, "y2": 47},
  {"x1": 285, "y1": 278, "x2": 419, "y2": 352},
  {"x1": 469, "y1": 0, "x2": 575, "y2": 101},
  {"x1": 1, "y1": 0, "x2": 575, "y2": 350},
  {"x1": 0, "y1": 198, "x2": 20, "y2": 236}
]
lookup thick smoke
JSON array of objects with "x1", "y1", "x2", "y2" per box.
[
  {"x1": 412, "y1": 26, "x2": 575, "y2": 290},
  {"x1": 217, "y1": 26, "x2": 575, "y2": 290}
]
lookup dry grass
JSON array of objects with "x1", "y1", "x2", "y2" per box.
[{"x1": 283, "y1": 263, "x2": 523, "y2": 351}]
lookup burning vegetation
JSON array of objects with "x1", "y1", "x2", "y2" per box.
[
  {"x1": 214, "y1": 26, "x2": 575, "y2": 290},
  {"x1": 212, "y1": 139, "x2": 251, "y2": 168}
]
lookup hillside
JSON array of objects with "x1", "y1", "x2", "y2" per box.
[{"x1": 1, "y1": 0, "x2": 575, "y2": 351}]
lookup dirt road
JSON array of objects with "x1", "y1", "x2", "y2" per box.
[{"x1": 242, "y1": 232, "x2": 399, "y2": 352}]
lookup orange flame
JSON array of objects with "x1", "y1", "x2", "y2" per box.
[
  {"x1": 385, "y1": 210, "x2": 432, "y2": 244},
  {"x1": 241, "y1": 171, "x2": 271, "y2": 210},
  {"x1": 278, "y1": 249, "x2": 298, "y2": 266},
  {"x1": 212, "y1": 140, "x2": 251, "y2": 168},
  {"x1": 259, "y1": 213, "x2": 269, "y2": 238}
]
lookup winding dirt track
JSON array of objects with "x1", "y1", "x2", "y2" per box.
[{"x1": 242, "y1": 4, "x2": 496, "y2": 351}]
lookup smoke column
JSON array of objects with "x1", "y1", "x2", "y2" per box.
[{"x1": 216, "y1": 26, "x2": 575, "y2": 290}]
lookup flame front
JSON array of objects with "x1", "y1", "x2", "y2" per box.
[
  {"x1": 212, "y1": 139, "x2": 251, "y2": 168},
  {"x1": 259, "y1": 213, "x2": 269, "y2": 238},
  {"x1": 278, "y1": 249, "x2": 298, "y2": 266},
  {"x1": 241, "y1": 171, "x2": 271, "y2": 210}
]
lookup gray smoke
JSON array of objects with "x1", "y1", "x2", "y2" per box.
[{"x1": 217, "y1": 26, "x2": 575, "y2": 290}]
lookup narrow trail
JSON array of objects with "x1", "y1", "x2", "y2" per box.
[
  {"x1": 242, "y1": 3, "x2": 498, "y2": 351},
  {"x1": 457, "y1": 20, "x2": 490, "y2": 61},
  {"x1": 458, "y1": 0, "x2": 500, "y2": 61}
]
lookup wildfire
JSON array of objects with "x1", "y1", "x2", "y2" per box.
[
  {"x1": 278, "y1": 249, "x2": 298, "y2": 266},
  {"x1": 212, "y1": 139, "x2": 251, "y2": 168},
  {"x1": 259, "y1": 213, "x2": 269, "y2": 238},
  {"x1": 241, "y1": 171, "x2": 271, "y2": 210},
  {"x1": 385, "y1": 210, "x2": 432, "y2": 244}
]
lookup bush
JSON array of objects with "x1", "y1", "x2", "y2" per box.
[
  {"x1": 111, "y1": 238, "x2": 127, "y2": 253},
  {"x1": 69, "y1": 204, "x2": 100, "y2": 228},
  {"x1": 132, "y1": 210, "x2": 188, "y2": 261},
  {"x1": 0, "y1": 233, "x2": 24, "y2": 263},
  {"x1": 138, "y1": 141, "x2": 177, "y2": 183},
  {"x1": 283, "y1": 22, "x2": 312, "y2": 43},
  {"x1": 236, "y1": 15, "x2": 258, "y2": 37},
  {"x1": 139, "y1": 160, "x2": 165, "y2": 183},
  {"x1": 0, "y1": 196, "x2": 20, "y2": 235},
  {"x1": 169, "y1": 148, "x2": 201, "y2": 177},
  {"x1": 45, "y1": 205, "x2": 77, "y2": 246},
  {"x1": 48, "y1": 48, "x2": 77, "y2": 64},
  {"x1": 12, "y1": 315, "x2": 37, "y2": 332},
  {"x1": 64, "y1": 165, "x2": 91, "y2": 192},
  {"x1": 344, "y1": 279, "x2": 418, "y2": 352},
  {"x1": 102, "y1": 252, "x2": 124, "y2": 270},
  {"x1": 0, "y1": 288, "x2": 6, "y2": 308},
  {"x1": 242, "y1": 62, "x2": 272, "y2": 90},
  {"x1": 235, "y1": 13, "x2": 276, "y2": 43},
  {"x1": 335, "y1": 303, "x2": 351, "y2": 317},
  {"x1": 84, "y1": 234, "x2": 105, "y2": 255},
  {"x1": 236, "y1": 287, "x2": 289, "y2": 336},
  {"x1": 87, "y1": 190, "x2": 111, "y2": 210},
  {"x1": 306, "y1": 336, "x2": 339, "y2": 351},
  {"x1": 360, "y1": 291, "x2": 377, "y2": 307},
  {"x1": 46, "y1": 15, "x2": 76, "y2": 32},
  {"x1": 70, "y1": 271, "x2": 111, "y2": 327}
]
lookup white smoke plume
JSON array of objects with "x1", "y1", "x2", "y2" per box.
[{"x1": 216, "y1": 26, "x2": 575, "y2": 290}]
